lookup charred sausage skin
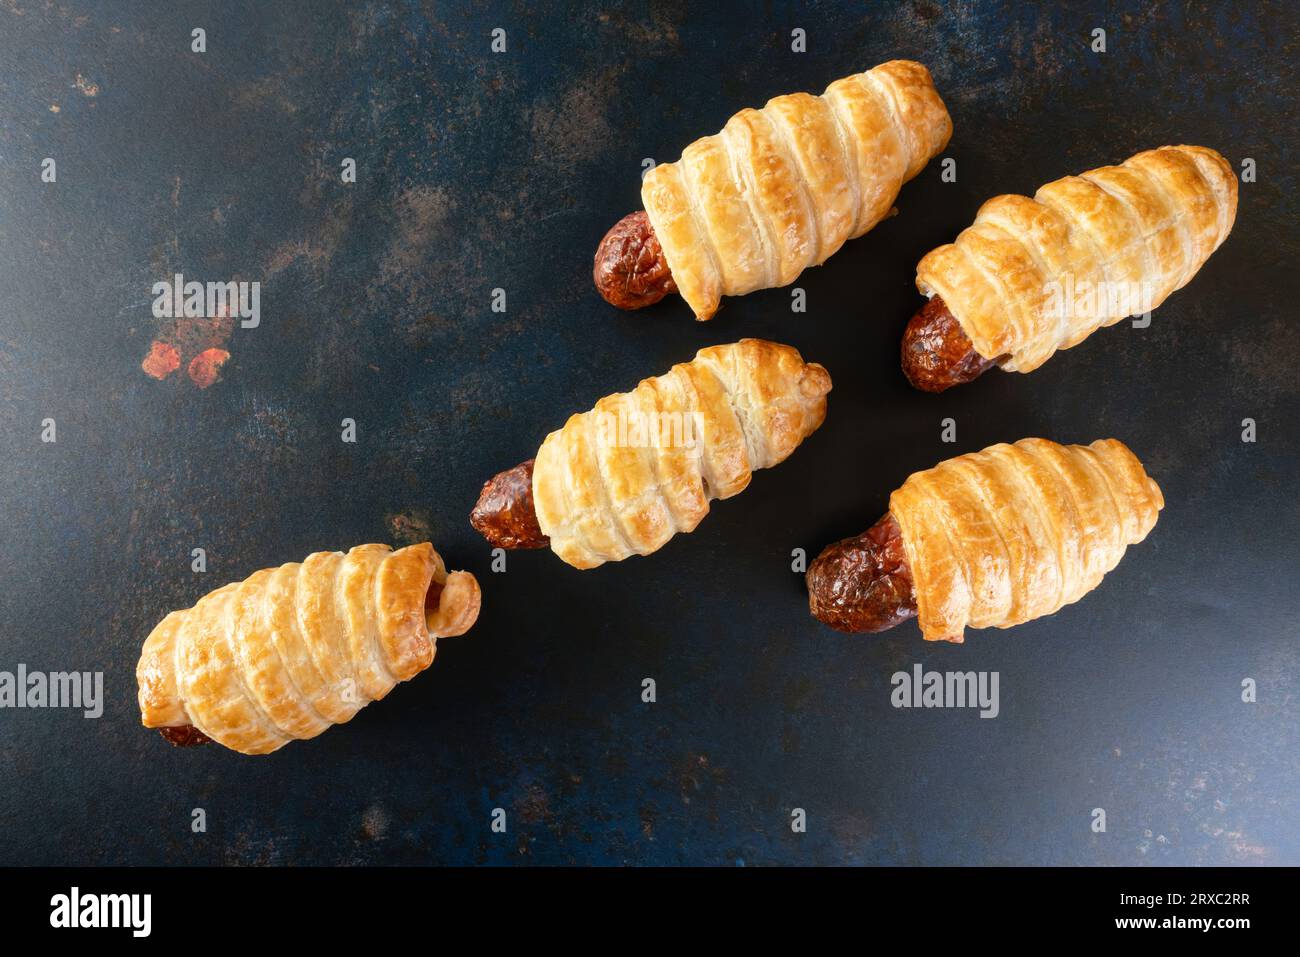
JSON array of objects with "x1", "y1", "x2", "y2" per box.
[
  {"x1": 901, "y1": 296, "x2": 1002, "y2": 393},
  {"x1": 470, "y1": 458, "x2": 550, "y2": 550},
  {"x1": 593, "y1": 210, "x2": 677, "y2": 310},
  {"x1": 806, "y1": 513, "x2": 918, "y2": 633}
]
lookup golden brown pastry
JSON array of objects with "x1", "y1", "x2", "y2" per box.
[
  {"x1": 807, "y1": 439, "x2": 1163, "y2": 642},
  {"x1": 137, "y1": 542, "x2": 480, "y2": 755},
  {"x1": 471, "y1": 339, "x2": 832, "y2": 568},
  {"x1": 595, "y1": 60, "x2": 952, "y2": 319},
  {"x1": 904, "y1": 145, "x2": 1237, "y2": 388}
]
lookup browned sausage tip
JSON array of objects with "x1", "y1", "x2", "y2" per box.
[
  {"x1": 593, "y1": 210, "x2": 677, "y2": 310},
  {"x1": 901, "y1": 295, "x2": 1002, "y2": 393},
  {"x1": 159, "y1": 725, "x2": 212, "y2": 747},
  {"x1": 470, "y1": 458, "x2": 550, "y2": 550},
  {"x1": 806, "y1": 513, "x2": 917, "y2": 633}
]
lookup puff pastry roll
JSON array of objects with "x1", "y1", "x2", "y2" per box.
[
  {"x1": 137, "y1": 542, "x2": 480, "y2": 755},
  {"x1": 807, "y1": 439, "x2": 1163, "y2": 643},
  {"x1": 471, "y1": 339, "x2": 832, "y2": 569},
  {"x1": 905, "y1": 145, "x2": 1236, "y2": 388},
  {"x1": 594, "y1": 60, "x2": 952, "y2": 319}
]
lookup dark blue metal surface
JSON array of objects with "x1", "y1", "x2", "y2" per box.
[{"x1": 0, "y1": 1, "x2": 1296, "y2": 865}]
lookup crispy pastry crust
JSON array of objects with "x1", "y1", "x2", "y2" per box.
[
  {"x1": 642, "y1": 60, "x2": 951, "y2": 320},
  {"x1": 889, "y1": 438, "x2": 1163, "y2": 643},
  {"x1": 137, "y1": 542, "x2": 480, "y2": 755},
  {"x1": 532, "y1": 339, "x2": 832, "y2": 569},
  {"x1": 916, "y1": 145, "x2": 1237, "y2": 372}
]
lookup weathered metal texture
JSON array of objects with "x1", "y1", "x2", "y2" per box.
[{"x1": 0, "y1": 0, "x2": 1296, "y2": 865}]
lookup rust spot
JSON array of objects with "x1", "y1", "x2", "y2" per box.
[
  {"x1": 142, "y1": 306, "x2": 237, "y2": 387},
  {"x1": 386, "y1": 509, "x2": 432, "y2": 545},
  {"x1": 141, "y1": 341, "x2": 180, "y2": 380},
  {"x1": 360, "y1": 805, "x2": 389, "y2": 840},
  {"x1": 167, "y1": 313, "x2": 235, "y2": 357},
  {"x1": 187, "y1": 348, "x2": 230, "y2": 389},
  {"x1": 674, "y1": 752, "x2": 726, "y2": 805},
  {"x1": 516, "y1": 783, "x2": 553, "y2": 826}
]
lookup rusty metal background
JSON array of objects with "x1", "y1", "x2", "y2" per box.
[{"x1": 0, "y1": 1, "x2": 1297, "y2": 865}]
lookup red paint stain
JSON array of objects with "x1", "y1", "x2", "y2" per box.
[
  {"x1": 140, "y1": 305, "x2": 237, "y2": 388},
  {"x1": 187, "y1": 348, "x2": 230, "y2": 389},
  {"x1": 141, "y1": 341, "x2": 181, "y2": 379}
]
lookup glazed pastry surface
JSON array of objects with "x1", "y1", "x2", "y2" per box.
[
  {"x1": 888, "y1": 438, "x2": 1163, "y2": 642},
  {"x1": 642, "y1": 59, "x2": 952, "y2": 320},
  {"x1": 533, "y1": 339, "x2": 831, "y2": 568},
  {"x1": 916, "y1": 145, "x2": 1237, "y2": 372},
  {"x1": 137, "y1": 542, "x2": 480, "y2": 755}
]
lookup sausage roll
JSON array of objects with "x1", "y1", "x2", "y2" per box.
[
  {"x1": 471, "y1": 339, "x2": 832, "y2": 568},
  {"x1": 807, "y1": 438, "x2": 1163, "y2": 643},
  {"x1": 902, "y1": 145, "x2": 1237, "y2": 390},
  {"x1": 137, "y1": 542, "x2": 480, "y2": 755},
  {"x1": 594, "y1": 60, "x2": 952, "y2": 319}
]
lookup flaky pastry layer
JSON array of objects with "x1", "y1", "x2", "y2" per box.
[
  {"x1": 916, "y1": 145, "x2": 1237, "y2": 372},
  {"x1": 889, "y1": 438, "x2": 1163, "y2": 642},
  {"x1": 137, "y1": 542, "x2": 480, "y2": 754},
  {"x1": 533, "y1": 339, "x2": 831, "y2": 568},
  {"x1": 643, "y1": 60, "x2": 952, "y2": 320}
]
